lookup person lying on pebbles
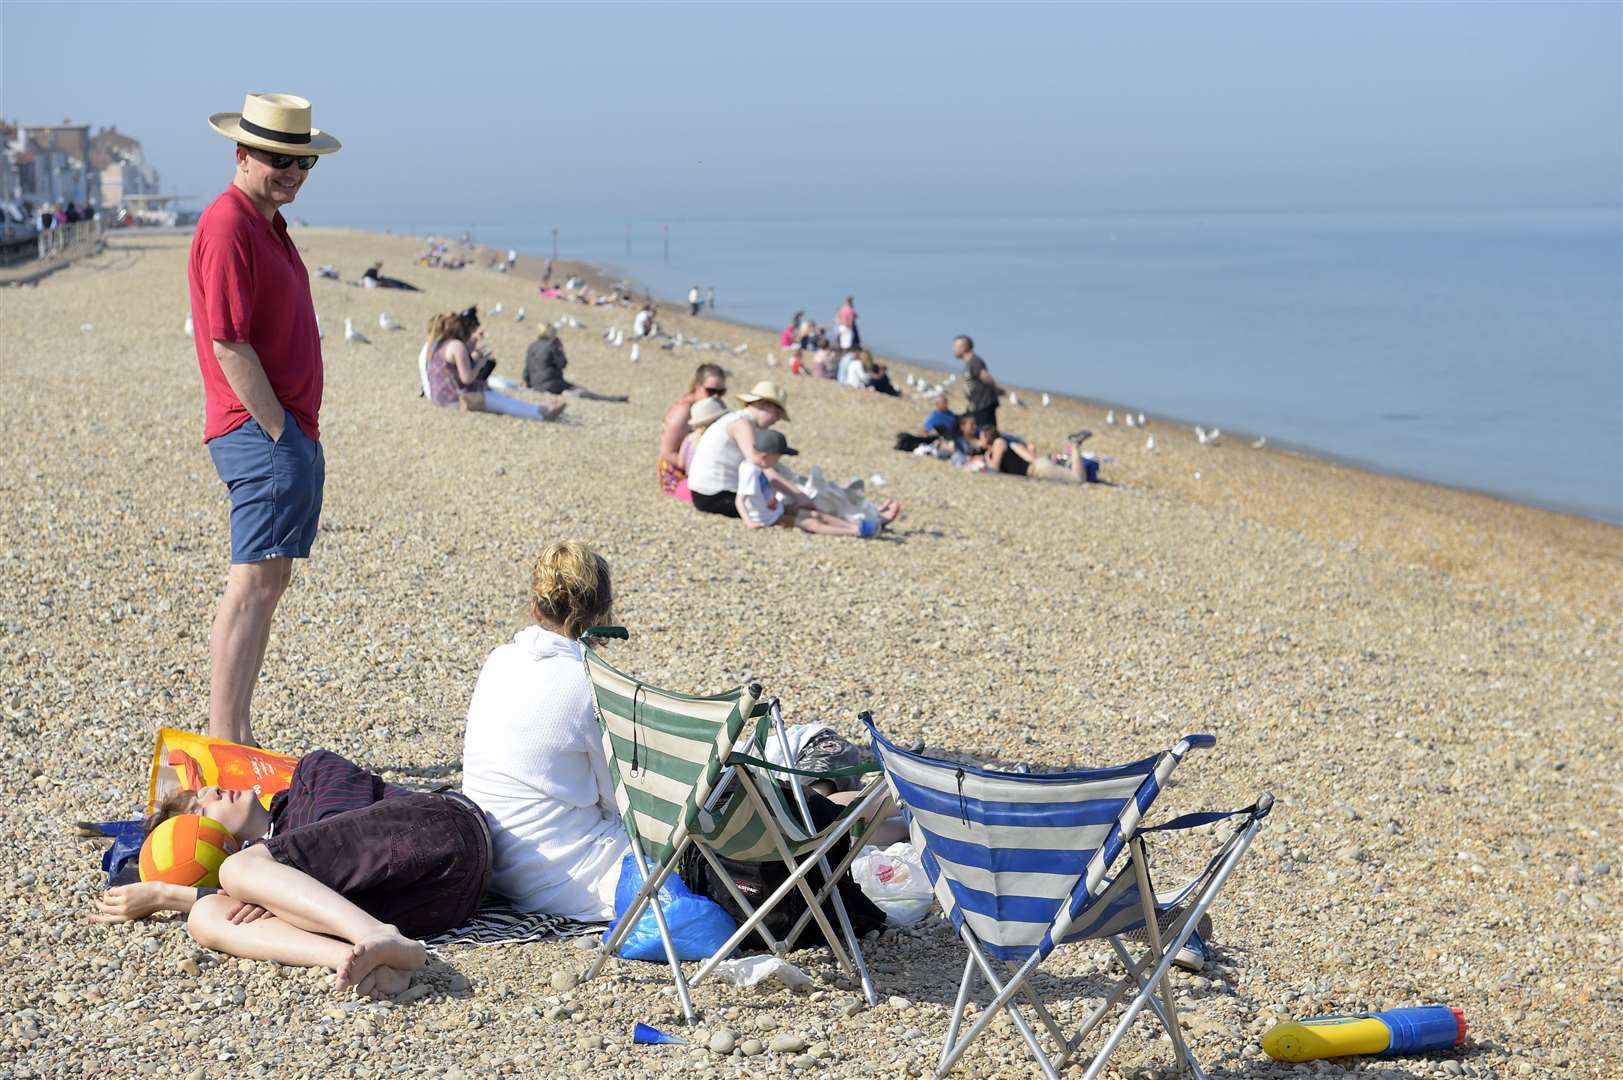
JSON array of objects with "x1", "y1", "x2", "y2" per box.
[
  {"x1": 91, "y1": 749, "x2": 492, "y2": 998},
  {"x1": 972, "y1": 425, "x2": 1100, "y2": 484}
]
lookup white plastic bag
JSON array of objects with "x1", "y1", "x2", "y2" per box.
[
  {"x1": 850, "y1": 843, "x2": 934, "y2": 926},
  {"x1": 708, "y1": 955, "x2": 813, "y2": 989}
]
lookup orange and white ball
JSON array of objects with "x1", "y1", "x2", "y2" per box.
[{"x1": 139, "y1": 814, "x2": 238, "y2": 888}]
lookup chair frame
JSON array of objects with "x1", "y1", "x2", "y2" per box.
[
  {"x1": 578, "y1": 636, "x2": 893, "y2": 1021},
  {"x1": 866, "y1": 716, "x2": 1271, "y2": 1080}
]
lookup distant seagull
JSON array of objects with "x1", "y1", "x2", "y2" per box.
[
  {"x1": 1137, "y1": 412, "x2": 1146, "y2": 427},
  {"x1": 183, "y1": 312, "x2": 193, "y2": 336},
  {"x1": 1196, "y1": 426, "x2": 1220, "y2": 446},
  {"x1": 1008, "y1": 391, "x2": 1022, "y2": 407},
  {"x1": 316, "y1": 264, "x2": 338, "y2": 280},
  {"x1": 733, "y1": 343, "x2": 748, "y2": 355},
  {"x1": 905, "y1": 374, "x2": 915, "y2": 387},
  {"x1": 674, "y1": 332, "x2": 685, "y2": 347},
  {"x1": 1125, "y1": 413, "x2": 1137, "y2": 428},
  {"x1": 344, "y1": 318, "x2": 370, "y2": 344},
  {"x1": 1041, "y1": 393, "x2": 1051, "y2": 407},
  {"x1": 315, "y1": 316, "x2": 324, "y2": 340},
  {"x1": 1106, "y1": 409, "x2": 1116, "y2": 425},
  {"x1": 567, "y1": 316, "x2": 581, "y2": 329},
  {"x1": 869, "y1": 473, "x2": 888, "y2": 487},
  {"x1": 1252, "y1": 436, "x2": 1267, "y2": 449},
  {"x1": 378, "y1": 312, "x2": 401, "y2": 331},
  {"x1": 944, "y1": 373, "x2": 956, "y2": 385},
  {"x1": 1194, "y1": 470, "x2": 1202, "y2": 481},
  {"x1": 1145, "y1": 434, "x2": 1157, "y2": 451},
  {"x1": 603, "y1": 328, "x2": 615, "y2": 341},
  {"x1": 80, "y1": 323, "x2": 93, "y2": 332},
  {"x1": 766, "y1": 353, "x2": 778, "y2": 367},
  {"x1": 615, "y1": 329, "x2": 625, "y2": 346},
  {"x1": 514, "y1": 307, "x2": 525, "y2": 322},
  {"x1": 629, "y1": 344, "x2": 641, "y2": 363},
  {"x1": 491, "y1": 303, "x2": 504, "y2": 316}
]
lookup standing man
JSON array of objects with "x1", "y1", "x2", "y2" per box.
[
  {"x1": 688, "y1": 284, "x2": 702, "y2": 316},
  {"x1": 188, "y1": 93, "x2": 341, "y2": 746},
  {"x1": 954, "y1": 334, "x2": 1000, "y2": 432},
  {"x1": 836, "y1": 295, "x2": 860, "y2": 350}
]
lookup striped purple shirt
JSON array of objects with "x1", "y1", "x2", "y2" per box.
[{"x1": 267, "y1": 750, "x2": 408, "y2": 835}]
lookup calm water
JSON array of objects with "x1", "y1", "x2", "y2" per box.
[{"x1": 405, "y1": 211, "x2": 1622, "y2": 523}]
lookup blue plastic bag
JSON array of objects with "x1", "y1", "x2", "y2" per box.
[{"x1": 608, "y1": 852, "x2": 737, "y2": 962}]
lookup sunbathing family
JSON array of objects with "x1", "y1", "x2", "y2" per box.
[
  {"x1": 657, "y1": 366, "x2": 902, "y2": 537},
  {"x1": 97, "y1": 544, "x2": 637, "y2": 994}
]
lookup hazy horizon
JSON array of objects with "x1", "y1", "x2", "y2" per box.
[{"x1": 3, "y1": 2, "x2": 1618, "y2": 227}]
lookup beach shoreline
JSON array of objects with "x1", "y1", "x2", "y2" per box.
[
  {"x1": 459, "y1": 230, "x2": 1620, "y2": 528},
  {"x1": 3, "y1": 226, "x2": 1617, "y2": 1078}
]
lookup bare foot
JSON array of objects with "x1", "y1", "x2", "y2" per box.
[
  {"x1": 356, "y1": 963, "x2": 413, "y2": 1000},
  {"x1": 541, "y1": 401, "x2": 567, "y2": 421},
  {"x1": 335, "y1": 927, "x2": 425, "y2": 993},
  {"x1": 879, "y1": 500, "x2": 903, "y2": 525}
]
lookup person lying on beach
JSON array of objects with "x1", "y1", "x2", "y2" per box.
[
  {"x1": 92, "y1": 750, "x2": 491, "y2": 997},
  {"x1": 361, "y1": 262, "x2": 421, "y2": 290},
  {"x1": 460, "y1": 541, "x2": 629, "y2": 921},
  {"x1": 975, "y1": 425, "x2": 1099, "y2": 483},
  {"x1": 659, "y1": 363, "x2": 728, "y2": 497},
  {"x1": 867, "y1": 359, "x2": 901, "y2": 397},
  {"x1": 685, "y1": 381, "x2": 803, "y2": 519},
  {"x1": 738, "y1": 430, "x2": 900, "y2": 538},
  {"x1": 424, "y1": 311, "x2": 564, "y2": 422},
  {"x1": 522, "y1": 326, "x2": 629, "y2": 402}
]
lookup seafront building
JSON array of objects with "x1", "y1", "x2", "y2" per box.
[{"x1": 0, "y1": 119, "x2": 163, "y2": 220}]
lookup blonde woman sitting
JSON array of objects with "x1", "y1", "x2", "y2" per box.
[
  {"x1": 423, "y1": 312, "x2": 564, "y2": 421},
  {"x1": 460, "y1": 542, "x2": 626, "y2": 921}
]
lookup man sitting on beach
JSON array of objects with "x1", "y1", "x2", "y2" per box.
[
  {"x1": 923, "y1": 393, "x2": 958, "y2": 440},
  {"x1": 93, "y1": 750, "x2": 491, "y2": 998}
]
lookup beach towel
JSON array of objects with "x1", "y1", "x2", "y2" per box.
[{"x1": 423, "y1": 896, "x2": 604, "y2": 949}]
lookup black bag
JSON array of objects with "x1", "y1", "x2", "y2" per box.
[
  {"x1": 894, "y1": 431, "x2": 938, "y2": 452},
  {"x1": 679, "y1": 787, "x2": 886, "y2": 951}
]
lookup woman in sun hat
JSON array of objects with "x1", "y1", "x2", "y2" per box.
[
  {"x1": 188, "y1": 93, "x2": 342, "y2": 748},
  {"x1": 685, "y1": 380, "x2": 812, "y2": 519}
]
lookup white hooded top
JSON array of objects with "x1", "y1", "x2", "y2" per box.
[{"x1": 461, "y1": 625, "x2": 628, "y2": 920}]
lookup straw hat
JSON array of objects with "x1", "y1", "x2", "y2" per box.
[
  {"x1": 688, "y1": 396, "x2": 729, "y2": 429},
  {"x1": 209, "y1": 93, "x2": 341, "y2": 155},
  {"x1": 737, "y1": 380, "x2": 790, "y2": 420}
]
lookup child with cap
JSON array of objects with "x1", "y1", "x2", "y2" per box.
[{"x1": 737, "y1": 430, "x2": 895, "y2": 538}]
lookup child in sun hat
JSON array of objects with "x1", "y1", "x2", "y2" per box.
[{"x1": 672, "y1": 395, "x2": 729, "y2": 502}]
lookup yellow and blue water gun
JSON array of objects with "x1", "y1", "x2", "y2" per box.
[{"x1": 1263, "y1": 1006, "x2": 1467, "y2": 1062}]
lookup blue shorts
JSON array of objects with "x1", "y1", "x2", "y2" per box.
[{"x1": 207, "y1": 415, "x2": 325, "y2": 563}]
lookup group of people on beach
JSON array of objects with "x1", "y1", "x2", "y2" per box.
[
  {"x1": 96, "y1": 90, "x2": 1087, "y2": 1002},
  {"x1": 102, "y1": 94, "x2": 702, "y2": 996},
  {"x1": 657, "y1": 365, "x2": 901, "y2": 537}
]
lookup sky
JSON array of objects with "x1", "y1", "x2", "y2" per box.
[{"x1": 2, "y1": 2, "x2": 1619, "y2": 228}]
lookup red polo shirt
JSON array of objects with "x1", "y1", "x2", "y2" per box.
[{"x1": 188, "y1": 185, "x2": 323, "y2": 442}]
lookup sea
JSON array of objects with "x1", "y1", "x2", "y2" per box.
[{"x1": 397, "y1": 210, "x2": 1622, "y2": 524}]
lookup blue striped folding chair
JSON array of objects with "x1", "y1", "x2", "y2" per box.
[{"x1": 864, "y1": 714, "x2": 1273, "y2": 1080}]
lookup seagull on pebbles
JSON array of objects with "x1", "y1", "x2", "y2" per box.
[
  {"x1": 1106, "y1": 409, "x2": 1116, "y2": 425},
  {"x1": 1195, "y1": 426, "x2": 1220, "y2": 446},
  {"x1": 344, "y1": 318, "x2": 370, "y2": 344},
  {"x1": 378, "y1": 312, "x2": 401, "y2": 331},
  {"x1": 1252, "y1": 436, "x2": 1267, "y2": 449}
]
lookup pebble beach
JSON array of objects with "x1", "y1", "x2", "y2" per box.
[{"x1": 1, "y1": 227, "x2": 1619, "y2": 1078}]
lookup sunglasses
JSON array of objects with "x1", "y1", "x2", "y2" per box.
[
  {"x1": 703, "y1": 385, "x2": 727, "y2": 397},
  {"x1": 246, "y1": 146, "x2": 318, "y2": 171}
]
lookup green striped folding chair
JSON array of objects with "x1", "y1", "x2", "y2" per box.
[{"x1": 577, "y1": 628, "x2": 893, "y2": 1021}]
